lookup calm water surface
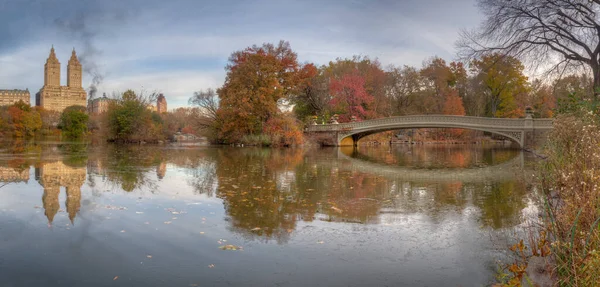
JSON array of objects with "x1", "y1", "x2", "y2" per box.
[{"x1": 0, "y1": 143, "x2": 537, "y2": 286}]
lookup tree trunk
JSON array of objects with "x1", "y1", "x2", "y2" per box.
[{"x1": 593, "y1": 64, "x2": 600, "y2": 98}]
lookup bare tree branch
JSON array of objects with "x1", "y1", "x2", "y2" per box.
[{"x1": 459, "y1": 0, "x2": 600, "y2": 92}]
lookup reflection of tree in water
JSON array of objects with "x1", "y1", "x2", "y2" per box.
[
  {"x1": 0, "y1": 140, "x2": 42, "y2": 155},
  {"x1": 354, "y1": 145, "x2": 519, "y2": 169},
  {"x1": 186, "y1": 158, "x2": 217, "y2": 197},
  {"x1": 86, "y1": 146, "x2": 220, "y2": 194},
  {"x1": 215, "y1": 148, "x2": 305, "y2": 243},
  {"x1": 215, "y1": 148, "x2": 393, "y2": 243},
  {"x1": 213, "y1": 147, "x2": 530, "y2": 242},
  {"x1": 59, "y1": 143, "x2": 89, "y2": 168},
  {"x1": 87, "y1": 145, "x2": 161, "y2": 192},
  {"x1": 0, "y1": 141, "x2": 532, "y2": 235},
  {"x1": 471, "y1": 181, "x2": 528, "y2": 229}
]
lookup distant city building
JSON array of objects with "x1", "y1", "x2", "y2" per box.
[
  {"x1": 0, "y1": 89, "x2": 30, "y2": 106},
  {"x1": 37, "y1": 46, "x2": 87, "y2": 112},
  {"x1": 157, "y1": 93, "x2": 167, "y2": 113},
  {"x1": 88, "y1": 93, "x2": 113, "y2": 115}
]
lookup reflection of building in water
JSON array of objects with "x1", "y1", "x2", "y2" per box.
[
  {"x1": 0, "y1": 166, "x2": 30, "y2": 182},
  {"x1": 35, "y1": 162, "x2": 85, "y2": 224},
  {"x1": 157, "y1": 161, "x2": 167, "y2": 179}
]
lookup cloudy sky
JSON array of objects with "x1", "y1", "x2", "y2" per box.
[{"x1": 0, "y1": 0, "x2": 482, "y2": 109}]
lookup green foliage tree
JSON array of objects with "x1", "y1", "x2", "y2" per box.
[
  {"x1": 59, "y1": 105, "x2": 89, "y2": 139},
  {"x1": 106, "y1": 90, "x2": 164, "y2": 142}
]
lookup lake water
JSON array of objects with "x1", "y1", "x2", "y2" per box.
[{"x1": 0, "y1": 143, "x2": 538, "y2": 286}]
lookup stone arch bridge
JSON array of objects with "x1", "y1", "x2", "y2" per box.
[{"x1": 305, "y1": 115, "x2": 553, "y2": 149}]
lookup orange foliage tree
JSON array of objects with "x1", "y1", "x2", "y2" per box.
[
  {"x1": 263, "y1": 114, "x2": 303, "y2": 146},
  {"x1": 2, "y1": 101, "x2": 42, "y2": 137},
  {"x1": 216, "y1": 41, "x2": 309, "y2": 143}
]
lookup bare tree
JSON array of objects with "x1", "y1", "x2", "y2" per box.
[
  {"x1": 459, "y1": 0, "x2": 600, "y2": 94},
  {"x1": 189, "y1": 88, "x2": 219, "y2": 129},
  {"x1": 385, "y1": 65, "x2": 423, "y2": 115}
]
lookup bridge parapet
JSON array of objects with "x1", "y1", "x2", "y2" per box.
[{"x1": 307, "y1": 115, "x2": 553, "y2": 132}]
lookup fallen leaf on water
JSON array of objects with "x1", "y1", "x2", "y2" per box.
[
  {"x1": 331, "y1": 206, "x2": 343, "y2": 213},
  {"x1": 146, "y1": 255, "x2": 152, "y2": 258},
  {"x1": 120, "y1": 230, "x2": 126, "y2": 233},
  {"x1": 113, "y1": 276, "x2": 119, "y2": 281},
  {"x1": 164, "y1": 221, "x2": 172, "y2": 224},
  {"x1": 219, "y1": 245, "x2": 242, "y2": 251},
  {"x1": 190, "y1": 284, "x2": 199, "y2": 287},
  {"x1": 135, "y1": 211, "x2": 144, "y2": 214},
  {"x1": 208, "y1": 264, "x2": 215, "y2": 268},
  {"x1": 200, "y1": 232, "x2": 205, "y2": 234},
  {"x1": 172, "y1": 217, "x2": 178, "y2": 220},
  {"x1": 144, "y1": 222, "x2": 150, "y2": 225},
  {"x1": 317, "y1": 241, "x2": 324, "y2": 244}
]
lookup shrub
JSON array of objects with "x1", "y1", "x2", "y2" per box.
[
  {"x1": 538, "y1": 98, "x2": 600, "y2": 286},
  {"x1": 263, "y1": 115, "x2": 304, "y2": 147}
]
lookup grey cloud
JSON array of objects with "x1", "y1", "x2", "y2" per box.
[{"x1": 1, "y1": 0, "x2": 483, "y2": 108}]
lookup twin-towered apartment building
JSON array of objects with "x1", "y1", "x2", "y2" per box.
[{"x1": 1, "y1": 46, "x2": 167, "y2": 114}]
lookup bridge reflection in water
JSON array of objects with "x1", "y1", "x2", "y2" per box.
[{"x1": 335, "y1": 146, "x2": 525, "y2": 183}]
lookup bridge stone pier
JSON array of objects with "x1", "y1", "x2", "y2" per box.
[{"x1": 305, "y1": 115, "x2": 553, "y2": 150}]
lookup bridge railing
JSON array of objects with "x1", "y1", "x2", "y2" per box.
[{"x1": 306, "y1": 115, "x2": 553, "y2": 132}]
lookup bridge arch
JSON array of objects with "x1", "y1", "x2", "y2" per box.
[
  {"x1": 305, "y1": 115, "x2": 554, "y2": 149},
  {"x1": 341, "y1": 126, "x2": 522, "y2": 147}
]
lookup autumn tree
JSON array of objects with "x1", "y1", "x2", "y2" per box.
[
  {"x1": 216, "y1": 41, "x2": 307, "y2": 143},
  {"x1": 470, "y1": 54, "x2": 529, "y2": 118},
  {"x1": 460, "y1": 0, "x2": 600, "y2": 95},
  {"x1": 528, "y1": 80, "x2": 556, "y2": 118},
  {"x1": 385, "y1": 65, "x2": 425, "y2": 115},
  {"x1": 443, "y1": 90, "x2": 467, "y2": 137},
  {"x1": 329, "y1": 71, "x2": 374, "y2": 122},
  {"x1": 2, "y1": 100, "x2": 42, "y2": 137},
  {"x1": 443, "y1": 90, "x2": 466, "y2": 116},
  {"x1": 420, "y1": 57, "x2": 468, "y2": 114},
  {"x1": 323, "y1": 56, "x2": 388, "y2": 117},
  {"x1": 291, "y1": 64, "x2": 326, "y2": 120}
]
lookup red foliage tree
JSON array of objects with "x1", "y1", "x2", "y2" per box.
[{"x1": 329, "y1": 71, "x2": 374, "y2": 122}]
